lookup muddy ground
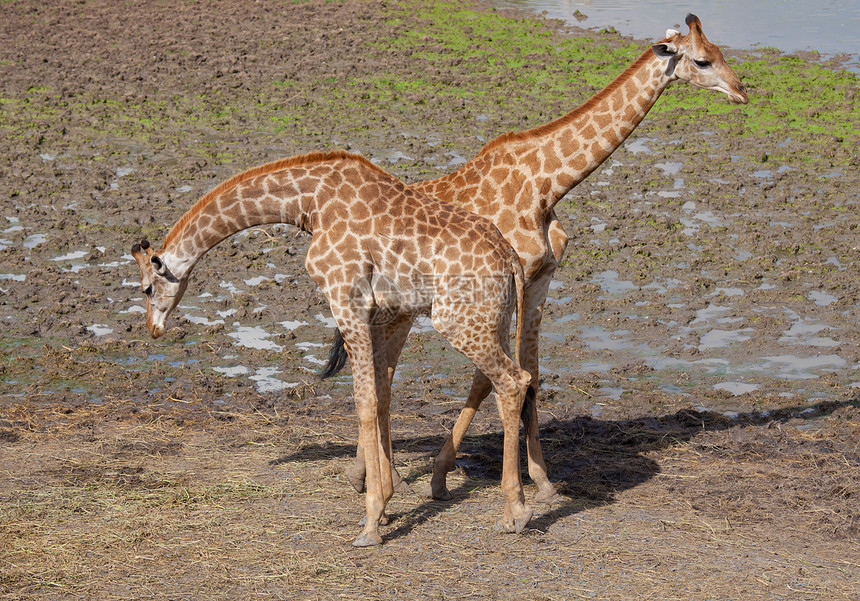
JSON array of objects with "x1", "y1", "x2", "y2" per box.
[{"x1": 1, "y1": 1, "x2": 858, "y2": 599}]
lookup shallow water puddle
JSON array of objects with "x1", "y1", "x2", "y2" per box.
[
  {"x1": 591, "y1": 270, "x2": 637, "y2": 295},
  {"x1": 580, "y1": 325, "x2": 634, "y2": 351},
  {"x1": 119, "y1": 304, "x2": 146, "y2": 314},
  {"x1": 598, "y1": 386, "x2": 624, "y2": 400},
  {"x1": 642, "y1": 277, "x2": 683, "y2": 295},
  {"x1": 809, "y1": 290, "x2": 839, "y2": 306},
  {"x1": 691, "y1": 304, "x2": 737, "y2": 325},
  {"x1": 680, "y1": 202, "x2": 724, "y2": 234},
  {"x1": 51, "y1": 250, "x2": 88, "y2": 262},
  {"x1": 184, "y1": 313, "x2": 224, "y2": 326},
  {"x1": 546, "y1": 278, "x2": 573, "y2": 304},
  {"x1": 590, "y1": 219, "x2": 607, "y2": 233},
  {"x1": 109, "y1": 166, "x2": 134, "y2": 190},
  {"x1": 213, "y1": 365, "x2": 250, "y2": 377},
  {"x1": 760, "y1": 354, "x2": 847, "y2": 380},
  {"x1": 23, "y1": 233, "x2": 47, "y2": 249},
  {"x1": 244, "y1": 275, "x2": 271, "y2": 286},
  {"x1": 411, "y1": 315, "x2": 435, "y2": 333},
  {"x1": 50, "y1": 250, "x2": 90, "y2": 272},
  {"x1": 86, "y1": 324, "x2": 114, "y2": 336},
  {"x1": 779, "y1": 319, "x2": 839, "y2": 348},
  {"x1": 250, "y1": 367, "x2": 299, "y2": 392},
  {"x1": 698, "y1": 328, "x2": 753, "y2": 350},
  {"x1": 220, "y1": 281, "x2": 242, "y2": 294},
  {"x1": 213, "y1": 364, "x2": 299, "y2": 392},
  {"x1": 314, "y1": 312, "x2": 337, "y2": 329},
  {"x1": 228, "y1": 325, "x2": 283, "y2": 351},
  {"x1": 3, "y1": 216, "x2": 22, "y2": 234},
  {"x1": 50, "y1": 248, "x2": 110, "y2": 273},
  {"x1": 710, "y1": 287, "x2": 745, "y2": 297},
  {"x1": 714, "y1": 381, "x2": 760, "y2": 396},
  {"x1": 296, "y1": 341, "x2": 327, "y2": 366},
  {"x1": 625, "y1": 137, "x2": 654, "y2": 154}
]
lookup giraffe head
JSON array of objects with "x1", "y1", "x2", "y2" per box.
[
  {"x1": 652, "y1": 14, "x2": 748, "y2": 104},
  {"x1": 131, "y1": 239, "x2": 189, "y2": 338}
]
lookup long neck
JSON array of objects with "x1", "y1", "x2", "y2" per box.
[
  {"x1": 159, "y1": 166, "x2": 316, "y2": 278},
  {"x1": 430, "y1": 48, "x2": 673, "y2": 216},
  {"x1": 538, "y1": 49, "x2": 671, "y2": 203}
]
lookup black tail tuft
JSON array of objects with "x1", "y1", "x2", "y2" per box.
[{"x1": 318, "y1": 328, "x2": 349, "y2": 379}]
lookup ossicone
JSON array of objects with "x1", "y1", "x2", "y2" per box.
[
  {"x1": 132, "y1": 238, "x2": 152, "y2": 255},
  {"x1": 685, "y1": 13, "x2": 704, "y2": 35}
]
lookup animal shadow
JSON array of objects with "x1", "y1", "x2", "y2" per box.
[{"x1": 271, "y1": 397, "x2": 857, "y2": 540}]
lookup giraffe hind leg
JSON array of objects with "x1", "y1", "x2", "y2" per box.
[
  {"x1": 517, "y1": 272, "x2": 562, "y2": 503},
  {"x1": 432, "y1": 312, "x2": 533, "y2": 534},
  {"x1": 423, "y1": 368, "x2": 492, "y2": 501}
]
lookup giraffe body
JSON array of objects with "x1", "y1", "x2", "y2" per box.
[
  {"x1": 131, "y1": 150, "x2": 532, "y2": 546},
  {"x1": 336, "y1": 15, "x2": 748, "y2": 501}
]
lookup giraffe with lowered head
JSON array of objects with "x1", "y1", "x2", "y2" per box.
[
  {"x1": 131, "y1": 150, "x2": 533, "y2": 546},
  {"x1": 328, "y1": 14, "x2": 748, "y2": 502}
]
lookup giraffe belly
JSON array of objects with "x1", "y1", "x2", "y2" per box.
[{"x1": 368, "y1": 271, "x2": 434, "y2": 318}]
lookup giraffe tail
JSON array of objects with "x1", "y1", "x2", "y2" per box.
[
  {"x1": 512, "y1": 249, "x2": 525, "y2": 368},
  {"x1": 318, "y1": 328, "x2": 349, "y2": 379}
]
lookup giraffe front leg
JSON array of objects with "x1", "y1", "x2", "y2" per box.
[
  {"x1": 347, "y1": 316, "x2": 412, "y2": 496},
  {"x1": 337, "y1": 322, "x2": 393, "y2": 547}
]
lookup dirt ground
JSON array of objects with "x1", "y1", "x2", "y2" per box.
[{"x1": 1, "y1": 1, "x2": 858, "y2": 599}]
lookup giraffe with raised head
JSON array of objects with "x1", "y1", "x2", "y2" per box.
[
  {"x1": 331, "y1": 14, "x2": 748, "y2": 502},
  {"x1": 130, "y1": 150, "x2": 533, "y2": 546}
]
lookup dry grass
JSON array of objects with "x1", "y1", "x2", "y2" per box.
[{"x1": 2, "y1": 395, "x2": 858, "y2": 600}]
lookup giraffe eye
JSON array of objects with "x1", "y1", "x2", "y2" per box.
[
  {"x1": 694, "y1": 59, "x2": 711, "y2": 68},
  {"x1": 144, "y1": 285, "x2": 153, "y2": 297}
]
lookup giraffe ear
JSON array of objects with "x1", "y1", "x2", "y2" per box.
[
  {"x1": 150, "y1": 255, "x2": 167, "y2": 276},
  {"x1": 652, "y1": 42, "x2": 678, "y2": 59},
  {"x1": 665, "y1": 28, "x2": 680, "y2": 38}
]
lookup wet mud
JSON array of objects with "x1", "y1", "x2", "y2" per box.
[{"x1": 1, "y1": 1, "x2": 858, "y2": 599}]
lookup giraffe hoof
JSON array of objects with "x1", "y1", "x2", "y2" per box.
[
  {"x1": 420, "y1": 481, "x2": 452, "y2": 501},
  {"x1": 494, "y1": 517, "x2": 516, "y2": 533},
  {"x1": 534, "y1": 487, "x2": 563, "y2": 504},
  {"x1": 352, "y1": 532, "x2": 383, "y2": 547},
  {"x1": 514, "y1": 508, "x2": 534, "y2": 534},
  {"x1": 495, "y1": 507, "x2": 533, "y2": 534},
  {"x1": 344, "y1": 467, "x2": 366, "y2": 494},
  {"x1": 394, "y1": 478, "x2": 412, "y2": 495}
]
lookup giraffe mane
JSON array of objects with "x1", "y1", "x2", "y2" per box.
[
  {"x1": 161, "y1": 149, "x2": 388, "y2": 250},
  {"x1": 476, "y1": 46, "x2": 658, "y2": 156}
]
